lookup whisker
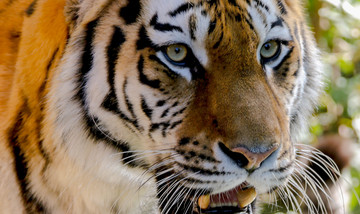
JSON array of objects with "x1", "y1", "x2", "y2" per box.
[{"x1": 294, "y1": 161, "x2": 330, "y2": 213}]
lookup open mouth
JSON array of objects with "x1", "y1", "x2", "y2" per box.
[{"x1": 194, "y1": 183, "x2": 257, "y2": 214}]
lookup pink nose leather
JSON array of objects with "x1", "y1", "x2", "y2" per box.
[{"x1": 232, "y1": 146, "x2": 278, "y2": 170}]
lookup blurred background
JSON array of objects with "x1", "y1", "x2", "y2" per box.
[
  {"x1": 262, "y1": 0, "x2": 360, "y2": 213},
  {"x1": 305, "y1": 0, "x2": 360, "y2": 213}
]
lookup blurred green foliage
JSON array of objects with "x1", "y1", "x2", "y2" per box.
[
  {"x1": 306, "y1": 0, "x2": 360, "y2": 141},
  {"x1": 305, "y1": 0, "x2": 360, "y2": 213}
]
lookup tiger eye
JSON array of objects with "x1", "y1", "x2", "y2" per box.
[
  {"x1": 166, "y1": 44, "x2": 188, "y2": 62},
  {"x1": 260, "y1": 40, "x2": 280, "y2": 59}
]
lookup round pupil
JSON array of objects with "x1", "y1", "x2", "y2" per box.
[
  {"x1": 174, "y1": 47, "x2": 181, "y2": 54},
  {"x1": 264, "y1": 43, "x2": 272, "y2": 50}
]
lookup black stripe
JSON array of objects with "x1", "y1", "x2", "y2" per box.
[
  {"x1": 277, "y1": 150, "x2": 288, "y2": 160},
  {"x1": 102, "y1": 26, "x2": 142, "y2": 130},
  {"x1": 254, "y1": 0, "x2": 269, "y2": 11},
  {"x1": 176, "y1": 149, "x2": 218, "y2": 163},
  {"x1": 172, "y1": 107, "x2": 186, "y2": 117},
  {"x1": 213, "y1": 32, "x2": 223, "y2": 49},
  {"x1": 271, "y1": 17, "x2": 283, "y2": 29},
  {"x1": 293, "y1": 59, "x2": 300, "y2": 77},
  {"x1": 76, "y1": 19, "x2": 98, "y2": 107},
  {"x1": 277, "y1": 0, "x2": 287, "y2": 15},
  {"x1": 160, "y1": 108, "x2": 170, "y2": 118},
  {"x1": 102, "y1": 93, "x2": 141, "y2": 131},
  {"x1": 273, "y1": 46, "x2": 294, "y2": 70},
  {"x1": 156, "y1": 100, "x2": 166, "y2": 107},
  {"x1": 84, "y1": 116, "x2": 141, "y2": 167},
  {"x1": 198, "y1": 152, "x2": 218, "y2": 162},
  {"x1": 169, "y1": 120, "x2": 182, "y2": 130},
  {"x1": 46, "y1": 48, "x2": 59, "y2": 72},
  {"x1": 123, "y1": 79, "x2": 136, "y2": 118},
  {"x1": 179, "y1": 137, "x2": 190, "y2": 146},
  {"x1": 148, "y1": 54, "x2": 179, "y2": 79},
  {"x1": 25, "y1": 0, "x2": 37, "y2": 16},
  {"x1": 75, "y1": 20, "x2": 141, "y2": 161},
  {"x1": 228, "y1": 0, "x2": 238, "y2": 7},
  {"x1": 141, "y1": 95, "x2": 153, "y2": 119},
  {"x1": 150, "y1": 14, "x2": 183, "y2": 33},
  {"x1": 8, "y1": 105, "x2": 45, "y2": 212},
  {"x1": 177, "y1": 163, "x2": 229, "y2": 176},
  {"x1": 119, "y1": 0, "x2": 141, "y2": 25},
  {"x1": 39, "y1": 48, "x2": 59, "y2": 95},
  {"x1": 235, "y1": 14, "x2": 242, "y2": 22},
  {"x1": 38, "y1": 97, "x2": 51, "y2": 177},
  {"x1": 245, "y1": 18, "x2": 255, "y2": 31},
  {"x1": 150, "y1": 122, "x2": 170, "y2": 132},
  {"x1": 279, "y1": 64, "x2": 290, "y2": 77},
  {"x1": 269, "y1": 162, "x2": 293, "y2": 173},
  {"x1": 107, "y1": 26, "x2": 125, "y2": 88},
  {"x1": 102, "y1": 26, "x2": 126, "y2": 116},
  {"x1": 208, "y1": 19, "x2": 217, "y2": 35},
  {"x1": 171, "y1": 101, "x2": 179, "y2": 108},
  {"x1": 138, "y1": 55, "x2": 161, "y2": 88},
  {"x1": 168, "y1": 3, "x2": 194, "y2": 17},
  {"x1": 179, "y1": 177, "x2": 215, "y2": 184},
  {"x1": 136, "y1": 25, "x2": 155, "y2": 50},
  {"x1": 189, "y1": 14, "x2": 197, "y2": 41},
  {"x1": 207, "y1": 0, "x2": 220, "y2": 6}
]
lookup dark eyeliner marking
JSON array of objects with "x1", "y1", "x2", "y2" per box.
[
  {"x1": 273, "y1": 46, "x2": 294, "y2": 70},
  {"x1": 271, "y1": 17, "x2": 283, "y2": 29}
]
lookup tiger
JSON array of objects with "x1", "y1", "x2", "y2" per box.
[{"x1": 0, "y1": 0, "x2": 340, "y2": 213}]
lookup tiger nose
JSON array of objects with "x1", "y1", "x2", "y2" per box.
[{"x1": 219, "y1": 143, "x2": 279, "y2": 170}]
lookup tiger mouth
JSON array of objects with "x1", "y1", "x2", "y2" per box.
[{"x1": 194, "y1": 183, "x2": 257, "y2": 214}]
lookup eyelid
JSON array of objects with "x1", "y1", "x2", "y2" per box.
[
  {"x1": 161, "y1": 43, "x2": 193, "y2": 67},
  {"x1": 260, "y1": 41, "x2": 281, "y2": 63}
]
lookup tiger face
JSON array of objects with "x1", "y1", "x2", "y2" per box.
[{"x1": 48, "y1": 0, "x2": 322, "y2": 213}]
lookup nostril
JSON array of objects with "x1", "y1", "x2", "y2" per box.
[
  {"x1": 218, "y1": 142, "x2": 249, "y2": 168},
  {"x1": 219, "y1": 142, "x2": 279, "y2": 170}
]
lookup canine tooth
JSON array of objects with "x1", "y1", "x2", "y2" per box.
[
  {"x1": 198, "y1": 195, "x2": 210, "y2": 209},
  {"x1": 237, "y1": 187, "x2": 257, "y2": 208}
]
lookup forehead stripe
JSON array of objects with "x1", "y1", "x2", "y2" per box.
[
  {"x1": 150, "y1": 14, "x2": 183, "y2": 33},
  {"x1": 189, "y1": 14, "x2": 197, "y2": 41},
  {"x1": 168, "y1": 3, "x2": 194, "y2": 17},
  {"x1": 254, "y1": 0, "x2": 269, "y2": 12},
  {"x1": 277, "y1": 0, "x2": 287, "y2": 15}
]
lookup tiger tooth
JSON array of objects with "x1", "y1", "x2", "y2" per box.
[
  {"x1": 237, "y1": 187, "x2": 257, "y2": 208},
  {"x1": 198, "y1": 195, "x2": 210, "y2": 210}
]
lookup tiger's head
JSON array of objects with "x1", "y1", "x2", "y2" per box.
[{"x1": 52, "y1": 0, "x2": 323, "y2": 213}]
